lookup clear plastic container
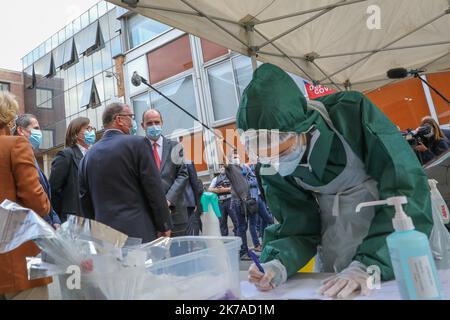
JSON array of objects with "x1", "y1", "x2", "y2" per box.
[{"x1": 141, "y1": 236, "x2": 242, "y2": 300}]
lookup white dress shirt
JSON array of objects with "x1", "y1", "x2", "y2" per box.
[{"x1": 77, "y1": 144, "x2": 89, "y2": 156}]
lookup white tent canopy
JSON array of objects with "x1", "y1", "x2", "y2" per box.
[{"x1": 110, "y1": 0, "x2": 450, "y2": 92}]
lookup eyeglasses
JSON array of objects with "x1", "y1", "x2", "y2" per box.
[
  {"x1": 86, "y1": 126, "x2": 96, "y2": 132},
  {"x1": 116, "y1": 113, "x2": 135, "y2": 120}
]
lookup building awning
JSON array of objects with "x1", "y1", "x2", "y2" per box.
[
  {"x1": 54, "y1": 39, "x2": 77, "y2": 69},
  {"x1": 75, "y1": 22, "x2": 104, "y2": 56},
  {"x1": 34, "y1": 52, "x2": 55, "y2": 78},
  {"x1": 108, "y1": 0, "x2": 450, "y2": 92},
  {"x1": 80, "y1": 78, "x2": 101, "y2": 108}
]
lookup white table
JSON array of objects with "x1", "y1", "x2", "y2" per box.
[{"x1": 240, "y1": 270, "x2": 450, "y2": 300}]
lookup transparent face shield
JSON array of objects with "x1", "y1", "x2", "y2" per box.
[{"x1": 240, "y1": 129, "x2": 303, "y2": 166}]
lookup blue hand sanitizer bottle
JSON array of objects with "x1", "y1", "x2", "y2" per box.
[{"x1": 356, "y1": 196, "x2": 443, "y2": 300}]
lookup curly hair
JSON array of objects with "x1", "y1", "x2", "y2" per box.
[{"x1": 0, "y1": 91, "x2": 19, "y2": 127}]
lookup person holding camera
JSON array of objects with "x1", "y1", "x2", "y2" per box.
[{"x1": 415, "y1": 117, "x2": 450, "y2": 165}]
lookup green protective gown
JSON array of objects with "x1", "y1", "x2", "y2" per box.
[{"x1": 237, "y1": 63, "x2": 433, "y2": 281}]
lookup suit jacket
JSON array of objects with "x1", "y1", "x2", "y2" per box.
[
  {"x1": 184, "y1": 161, "x2": 201, "y2": 208},
  {"x1": 79, "y1": 130, "x2": 172, "y2": 243},
  {"x1": 36, "y1": 161, "x2": 61, "y2": 226},
  {"x1": 49, "y1": 146, "x2": 84, "y2": 217},
  {"x1": 156, "y1": 137, "x2": 189, "y2": 236},
  {"x1": 0, "y1": 134, "x2": 51, "y2": 294}
]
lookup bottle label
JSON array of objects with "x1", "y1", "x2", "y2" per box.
[{"x1": 408, "y1": 256, "x2": 439, "y2": 299}]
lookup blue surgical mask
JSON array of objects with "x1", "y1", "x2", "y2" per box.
[
  {"x1": 147, "y1": 125, "x2": 162, "y2": 141},
  {"x1": 29, "y1": 129, "x2": 43, "y2": 150},
  {"x1": 84, "y1": 131, "x2": 96, "y2": 145},
  {"x1": 276, "y1": 142, "x2": 307, "y2": 177},
  {"x1": 130, "y1": 120, "x2": 138, "y2": 136}
]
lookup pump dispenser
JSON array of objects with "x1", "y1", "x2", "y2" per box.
[{"x1": 356, "y1": 196, "x2": 443, "y2": 300}]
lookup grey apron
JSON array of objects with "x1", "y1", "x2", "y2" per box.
[{"x1": 294, "y1": 100, "x2": 379, "y2": 273}]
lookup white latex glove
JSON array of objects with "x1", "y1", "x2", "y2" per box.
[
  {"x1": 318, "y1": 261, "x2": 371, "y2": 299},
  {"x1": 248, "y1": 259, "x2": 287, "y2": 291}
]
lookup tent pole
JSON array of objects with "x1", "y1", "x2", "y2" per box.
[{"x1": 244, "y1": 23, "x2": 258, "y2": 71}]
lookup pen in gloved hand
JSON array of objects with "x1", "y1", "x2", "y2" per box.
[{"x1": 248, "y1": 250, "x2": 265, "y2": 273}]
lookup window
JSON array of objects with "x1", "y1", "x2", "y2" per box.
[
  {"x1": 108, "y1": 10, "x2": 120, "y2": 40},
  {"x1": 132, "y1": 92, "x2": 150, "y2": 136},
  {"x1": 102, "y1": 41, "x2": 113, "y2": 70},
  {"x1": 207, "y1": 60, "x2": 238, "y2": 122},
  {"x1": 81, "y1": 12, "x2": 90, "y2": 29},
  {"x1": 92, "y1": 50, "x2": 103, "y2": 76},
  {"x1": 83, "y1": 55, "x2": 94, "y2": 80},
  {"x1": 148, "y1": 35, "x2": 192, "y2": 84},
  {"x1": 80, "y1": 78, "x2": 101, "y2": 109},
  {"x1": 40, "y1": 130, "x2": 54, "y2": 150},
  {"x1": 54, "y1": 39, "x2": 78, "y2": 70},
  {"x1": 232, "y1": 55, "x2": 252, "y2": 99},
  {"x1": 75, "y1": 22, "x2": 104, "y2": 56},
  {"x1": 127, "y1": 56, "x2": 149, "y2": 96},
  {"x1": 97, "y1": 1, "x2": 108, "y2": 17},
  {"x1": 51, "y1": 34, "x2": 59, "y2": 50},
  {"x1": 110, "y1": 36, "x2": 122, "y2": 58},
  {"x1": 75, "y1": 59, "x2": 85, "y2": 84},
  {"x1": 150, "y1": 75, "x2": 198, "y2": 136},
  {"x1": 89, "y1": 5, "x2": 98, "y2": 24},
  {"x1": 201, "y1": 39, "x2": 228, "y2": 63},
  {"x1": 103, "y1": 69, "x2": 115, "y2": 101},
  {"x1": 94, "y1": 73, "x2": 105, "y2": 102},
  {"x1": 36, "y1": 89, "x2": 53, "y2": 109},
  {"x1": 99, "y1": 14, "x2": 111, "y2": 43},
  {"x1": 67, "y1": 65, "x2": 77, "y2": 90},
  {"x1": 127, "y1": 15, "x2": 171, "y2": 49},
  {"x1": 288, "y1": 72, "x2": 308, "y2": 97},
  {"x1": 73, "y1": 17, "x2": 82, "y2": 35},
  {"x1": 0, "y1": 82, "x2": 10, "y2": 92}
]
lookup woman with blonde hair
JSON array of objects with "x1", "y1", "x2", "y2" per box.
[
  {"x1": 0, "y1": 91, "x2": 51, "y2": 300},
  {"x1": 415, "y1": 116, "x2": 450, "y2": 164}
]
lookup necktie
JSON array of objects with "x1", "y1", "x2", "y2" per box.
[{"x1": 153, "y1": 142, "x2": 161, "y2": 170}]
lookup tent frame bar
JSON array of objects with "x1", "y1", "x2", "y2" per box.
[
  {"x1": 179, "y1": 0, "x2": 251, "y2": 49},
  {"x1": 311, "y1": 60, "x2": 343, "y2": 91},
  {"x1": 253, "y1": 28, "x2": 315, "y2": 83},
  {"x1": 320, "y1": 51, "x2": 450, "y2": 88},
  {"x1": 318, "y1": 10, "x2": 450, "y2": 82},
  {"x1": 255, "y1": 0, "x2": 367, "y2": 25},
  {"x1": 316, "y1": 41, "x2": 450, "y2": 59},
  {"x1": 257, "y1": 41, "x2": 450, "y2": 60}
]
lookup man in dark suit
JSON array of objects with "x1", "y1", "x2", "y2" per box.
[
  {"x1": 184, "y1": 159, "x2": 203, "y2": 235},
  {"x1": 14, "y1": 113, "x2": 61, "y2": 228},
  {"x1": 79, "y1": 103, "x2": 172, "y2": 243},
  {"x1": 141, "y1": 109, "x2": 189, "y2": 237}
]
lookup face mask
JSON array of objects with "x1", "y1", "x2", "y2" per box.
[
  {"x1": 130, "y1": 120, "x2": 138, "y2": 136},
  {"x1": 147, "y1": 125, "x2": 162, "y2": 140},
  {"x1": 29, "y1": 129, "x2": 43, "y2": 150},
  {"x1": 232, "y1": 157, "x2": 241, "y2": 165},
  {"x1": 424, "y1": 126, "x2": 434, "y2": 139},
  {"x1": 276, "y1": 141, "x2": 307, "y2": 177},
  {"x1": 84, "y1": 131, "x2": 96, "y2": 145}
]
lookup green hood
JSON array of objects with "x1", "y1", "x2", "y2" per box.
[{"x1": 237, "y1": 63, "x2": 318, "y2": 133}]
